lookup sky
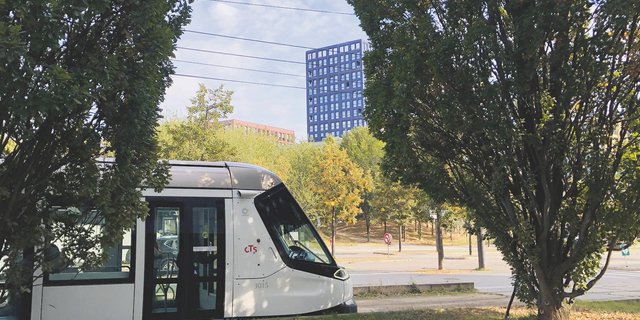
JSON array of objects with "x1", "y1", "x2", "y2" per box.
[{"x1": 160, "y1": 0, "x2": 368, "y2": 141}]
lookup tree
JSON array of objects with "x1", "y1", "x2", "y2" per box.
[
  {"x1": 368, "y1": 176, "x2": 394, "y2": 234},
  {"x1": 340, "y1": 126, "x2": 385, "y2": 173},
  {"x1": 220, "y1": 128, "x2": 291, "y2": 182},
  {"x1": 282, "y1": 143, "x2": 323, "y2": 223},
  {"x1": 441, "y1": 204, "x2": 466, "y2": 241},
  {"x1": 390, "y1": 182, "x2": 418, "y2": 252},
  {"x1": 157, "y1": 84, "x2": 235, "y2": 161},
  {"x1": 414, "y1": 191, "x2": 434, "y2": 240},
  {"x1": 187, "y1": 83, "x2": 234, "y2": 127},
  {"x1": 0, "y1": 0, "x2": 189, "y2": 303},
  {"x1": 312, "y1": 136, "x2": 371, "y2": 255},
  {"x1": 350, "y1": 1, "x2": 640, "y2": 319},
  {"x1": 369, "y1": 177, "x2": 419, "y2": 251},
  {"x1": 340, "y1": 127, "x2": 385, "y2": 241}
]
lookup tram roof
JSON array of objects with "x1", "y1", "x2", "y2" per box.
[{"x1": 99, "y1": 159, "x2": 282, "y2": 191}]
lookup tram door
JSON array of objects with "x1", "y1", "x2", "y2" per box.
[{"x1": 143, "y1": 198, "x2": 225, "y2": 320}]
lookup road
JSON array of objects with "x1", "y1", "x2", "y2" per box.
[{"x1": 334, "y1": 242, "x2": 640, "y2": 302}]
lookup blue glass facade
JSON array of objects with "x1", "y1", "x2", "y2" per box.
[{"x1": 305, "y1": 39, "x2": 366, "y2": 142}]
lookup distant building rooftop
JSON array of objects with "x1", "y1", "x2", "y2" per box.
[{"x1": 220, "y1": 119, "x2": 295, "y2": 145}]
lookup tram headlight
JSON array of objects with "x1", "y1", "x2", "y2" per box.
[{"x1": 333, "y1": 267, "x2": 349, "y2": 280}]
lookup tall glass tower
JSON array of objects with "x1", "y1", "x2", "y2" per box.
[{"x1": 305, "y1": 40, "x2": 366, "y2": 142}]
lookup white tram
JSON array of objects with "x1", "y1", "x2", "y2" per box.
[{"x1": 0, "y1": 161, "x2": 356, "y2": 320}]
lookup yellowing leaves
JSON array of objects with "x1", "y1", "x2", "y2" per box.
[{"x1": 312, "y1": 136, "x2": 372, "y2": 226}]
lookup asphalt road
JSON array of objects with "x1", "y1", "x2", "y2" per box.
[
  {"x1": 335, "y1": 243, "x2": 640, "y2": 302},
  {"x1": 350, "y1": 269, "x2": 640, "y2": 301}
]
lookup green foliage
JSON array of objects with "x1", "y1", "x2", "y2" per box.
[
  {"x1": 414, "y1": 191, "x2": 435, "y2": 224},
  {"x1": 157, "y1": 84, "x2": 235, "y2": 161},
  {"x1": 0, "y1": 0, "x2": 190, "y2": 292},
  {"x1": 219, "y1": 128, "x2": 291, "y2": 181},
  {"x1": 369, "y1": 177, "x2": 419, "y2": 227},
  {"x1": 441, "y1": 204, "x2": 467, "y2": 234},
  {"x1": 340, "y1": 127, "x2": 384, "y2": 240},
  {"x1": 157, "y1": 118, "x2": 234, "y2": 161},
  {"x1": 187, "y1": 83, "x2": 233, "y2": 126},
  {"x1": 340, "y1": 126, "x2": 385, "y2": 176},
  {"x1": 281, "y1": 143, "x2": 323, "y2": 221},
  {"x1": 350, "y1": 0, "x2": 640, "y2": 317}
]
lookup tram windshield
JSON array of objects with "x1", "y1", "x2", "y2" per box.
[{"x1": 255, "y1": 184, "x2": 333, "y2": 265}]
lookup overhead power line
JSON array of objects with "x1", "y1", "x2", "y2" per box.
[
  {"x1": 208, "y1": 0, "x2": 355, "y2": 16},
  {"x1": 176, "y1": 46, "x2": 305, "y2": 65},
  {"x1": 174, "y1": 73, "x2": 305, "y2": 90},
  {"x1": 183, "y1": 29, "x2": 314, "y2": 49},
  {"x1": 172, "y1": 59, "x2": 304, "y2": 77}
]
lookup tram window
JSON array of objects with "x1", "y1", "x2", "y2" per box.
[
  {"x1": 255, "y1": 185, "x2": 333, "y2": 265},
  {"x1": 229, "y1": 166, "x2": 282, "y2": 190},
  {"x1": 0, "y1": 288, "x2": 6, "y2": 310},
  {"x1": 0, "y1": 283, "x2": 25, "y2": 319},
  {"x1": 46, "y1": 208, "x2": 134, "y2": 283},
  {"x1": 0, "y1": 282, "x2": 12, "y2": 317}
]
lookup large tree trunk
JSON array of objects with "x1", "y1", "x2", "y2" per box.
[
  {"x1": 398, "y1": 224, "x2": 402, "y2": 252},
  {"x1": 537, "y1": 290, "x2": 569, "y2": 320},
  {"x1": 436, "y1": 212, "x2": 444, "y2": 270},
  {"x1": 468, "y1": 233, "x2": 472, "y2": 256},
  {"x1": 476, "y1": 227, "x2": 485, "y2": 269},
  {"x1": 418, "y1": 221, "x2": 422, "y2": 240},
  {"x1": 365, "y1": 212, "x2": 371, "y2": 242},
  {"x1": 383, "y1": 220, "x2": 387, "y2": 234}
]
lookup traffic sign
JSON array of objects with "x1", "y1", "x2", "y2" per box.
[
  {"x1": 622, "y1": 247, "x2": 630, "y2": 256},
  {"x1": 383, "y1": 233, "x2": 392, "y2": 245}
]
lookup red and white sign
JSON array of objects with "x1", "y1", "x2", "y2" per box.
[{"x1": 383, "y1": 233, "x2": 392, "y2": 245}]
